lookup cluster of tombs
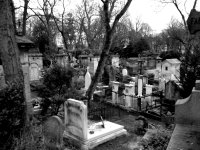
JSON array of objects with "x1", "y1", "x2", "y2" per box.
[
  {"x1": 44, "y1": 98, "x2": 127, "y2": 150},
  {"x1": 94, "y1": 69, "x2": 180, "y2": 117},
  {"x1": 43, "y1": 80, "x2": 200, "y2": 150}
]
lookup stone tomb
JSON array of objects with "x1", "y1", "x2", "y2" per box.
[
  {"x1": 111, "y1": 81, "x2": 120, "y2": 104},
  {"x1": 123, "y1": 82, "x2": 136, "y2": 108},
  {"x1": 63, "y1": 99, "x2": 127, "y2": 150}
]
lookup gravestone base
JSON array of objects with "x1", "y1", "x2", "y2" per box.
[{"x1": 63, "y1": 121, "x2": 127, "y2": 150}]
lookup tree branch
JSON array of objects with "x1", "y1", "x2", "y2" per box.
[
  {"x1": 172, "y1": 0, "x2": 187, "y2": 29},
  {"x1": 111, "y1": 0, "x2": 132, "y2": 33},
  {"x1": 193, "y1": 0, "x2": 198, "y2": 9}
]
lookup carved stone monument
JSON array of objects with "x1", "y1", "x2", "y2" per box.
[
  {"x1": 111, "y1": 81, "x2": 120, "y2": 104},
  {"x1": 63, "y1": 99, "x2": 127, "y2": 150},
  {"x1": 138, "y1": 76, "x2": 143, "y2": 97},
  {"x1": 145, "y1": 84, "x2": 153, "y2": 106},
  {"x1": 85, "y1": 66, "x2": 91, "y2": 91},
  {"x1": 124, "y1": 83, "x2": 135, "y2": 107}
]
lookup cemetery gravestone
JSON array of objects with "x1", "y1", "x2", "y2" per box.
[
  {"x1": 111, "y1": 81, "x2": 120, "y2": 104},
  {"x1": 138, "y1": 76, "x2": 143, "y2": 97},
  {"x1": 122, "y1": 68, "x2": 128, "y2": 76},
  {"x1": 85, "y1": 66, "x2": 91, "y2": 91},
  {"x1": 143, "y1": 76, "x2": 148, "y2": 85},
  {"x1": 145, "y1": 84, "x2": 153, "y2": 109},
  {"x1": 159, "y1": 78, "x2": 165, "y2": 91},
  {"x1": 64, "y1": 99, "x2": 88, "y2": 141},
  {"x1": 145, "y1": 84, "x2": 153, "y2": 100},
  {"x1": 124, "y1": 83, "x2": 135, "y2": 107},
  {"x1": 43, "y1": 116, "x2": 64, "y2": 150},
  {"x1": 130, "y1": 82, "x2": 137, "y2": 109},
  {"x1": 64, "y1": 99, "x2": 127, "y2": 150}
]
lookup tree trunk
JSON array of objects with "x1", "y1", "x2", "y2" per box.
[
  {"x1": 22, "y1": 0, "x2": 29, "y2": 35},
  {"x1": 86, "y1": 0, "x2": 132, "y2": 109},
  {"x1": 86, "y1": 30, "x2": 112, "y2": 108},
  {"x1": 0, "y1": 0, "x2": 22, "y2": 82},
  {"x1": 0, "y1": 0, "x2": 33, "y2": 124}
]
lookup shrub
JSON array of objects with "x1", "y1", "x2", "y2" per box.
[
  {"x1": 0, "y1": 80, "x2": 25, "y2": 149},
  {"x1": 43, "y1": 64, "x2": 74, "y2": 94},
  {"x1": 38, "y1": 64, "x2": 83, "y2": 115},
  {"x1": 73, "y1": 78, "x2": 84, "y2": 90},
  {"x1": 139, "y1": 130, "x2": 171, "y2": 150}
]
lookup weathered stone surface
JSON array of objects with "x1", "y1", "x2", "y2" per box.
[
  {"x1": 64, "y1": 99, "x2": 127, "y2": 150},
  {"x1": 167, "y1": 124, "x2": 200, "y2": 150},
  {"x1": 43, "y1": 116, "x2": 64, "y2": 150},
  {"x1": 176, "y1": 90, "x2": 200, "y2": 126},
  {"x1": 167, "y1": 80, "x2": 200, "y2": 150},
  {"x1": 111, "y1": 81, "x2": 120, "y2": 104},
  {"x1": 64, "y1": 99, "x2": 88, "y2": 140},
  {"x1": 124, "y1": 83, "x2": 135, "y2": 107}
]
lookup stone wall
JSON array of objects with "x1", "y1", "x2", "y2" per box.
[
  {"x1": 28, "y1": 53, "x2": 43, "y2": 81},
  {"x1": 175, "y1": 81, "x2": 200, "y2": 126}
]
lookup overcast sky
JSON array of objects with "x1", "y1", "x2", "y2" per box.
[
  {"x1": 16, "y1": 0, "x2": 200, "y2": 34},
  {"x1": 67, "y1": 0, "x2": 199, "y2": 33},
  {"x1": 128, "y1": 0, "x2": 197, "y2": 33}
]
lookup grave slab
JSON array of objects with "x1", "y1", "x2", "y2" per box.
[{"x1": 63, "y1": 99, "x2": 127, "y2": 150}]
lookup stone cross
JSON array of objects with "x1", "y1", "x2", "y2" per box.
[{"x1": 43, "y1": 116, "x2": 64, "y2": 150}]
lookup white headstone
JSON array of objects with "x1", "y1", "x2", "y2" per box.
[
  {"x1": 64, "y1": 99, "x2": 88, "y2": 140},
  {"x1": 131, "y1": 77, "x2": 136, "y2": 82},
  {"x1": 122, "y1": 68, "x2": 128, "y2": 76},
  {"x1": 64, "y1": 98, "x2": 127, "y2": 149},
  {"x1": 112, "y1": 56, "x2": 119, "y2": 67},
  {"x1": 145, "y1": 84, "x2": 153, "y2": 106},
  {"x1": 146, "y1": 84, "x2": 153, "y2": 95},
  {"x1": 138, "y1": 77, "x2": 143, "y2": 97},
  {"x1": 85, "y1": 66, "x2": 92, "y2": 91},
  {"x1": 124, "y1": 83, "x2": 135, "y2": 107}
]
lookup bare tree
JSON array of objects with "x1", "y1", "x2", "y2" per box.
[
  {"x1": 159, "y1": 0, "x2": 200, "y2": 97},
  {"x1": 22, "y1": 0, "x2": 30, "y2": 35},
  {"x1": 86, "y1": 0, "x2": 132, "y2": 108},
  {"x1": 28, "y1": 0, "x2": 58, "y2": 58}
]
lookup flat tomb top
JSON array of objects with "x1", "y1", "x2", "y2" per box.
[
  {"x1": 88, "y1": 121, "x2": 125, "y2": 141},
  {"x1": 167, "y1": 124, "x2": 200, "y2": 150}
]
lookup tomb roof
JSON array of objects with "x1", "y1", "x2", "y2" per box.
[{"x1": 164, "y1": 59, "x2": 181, "y2": 64}]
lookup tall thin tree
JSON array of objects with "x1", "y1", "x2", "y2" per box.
[{"x1": 86, "y1": 0, "x2": 132, "y2": 108}]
